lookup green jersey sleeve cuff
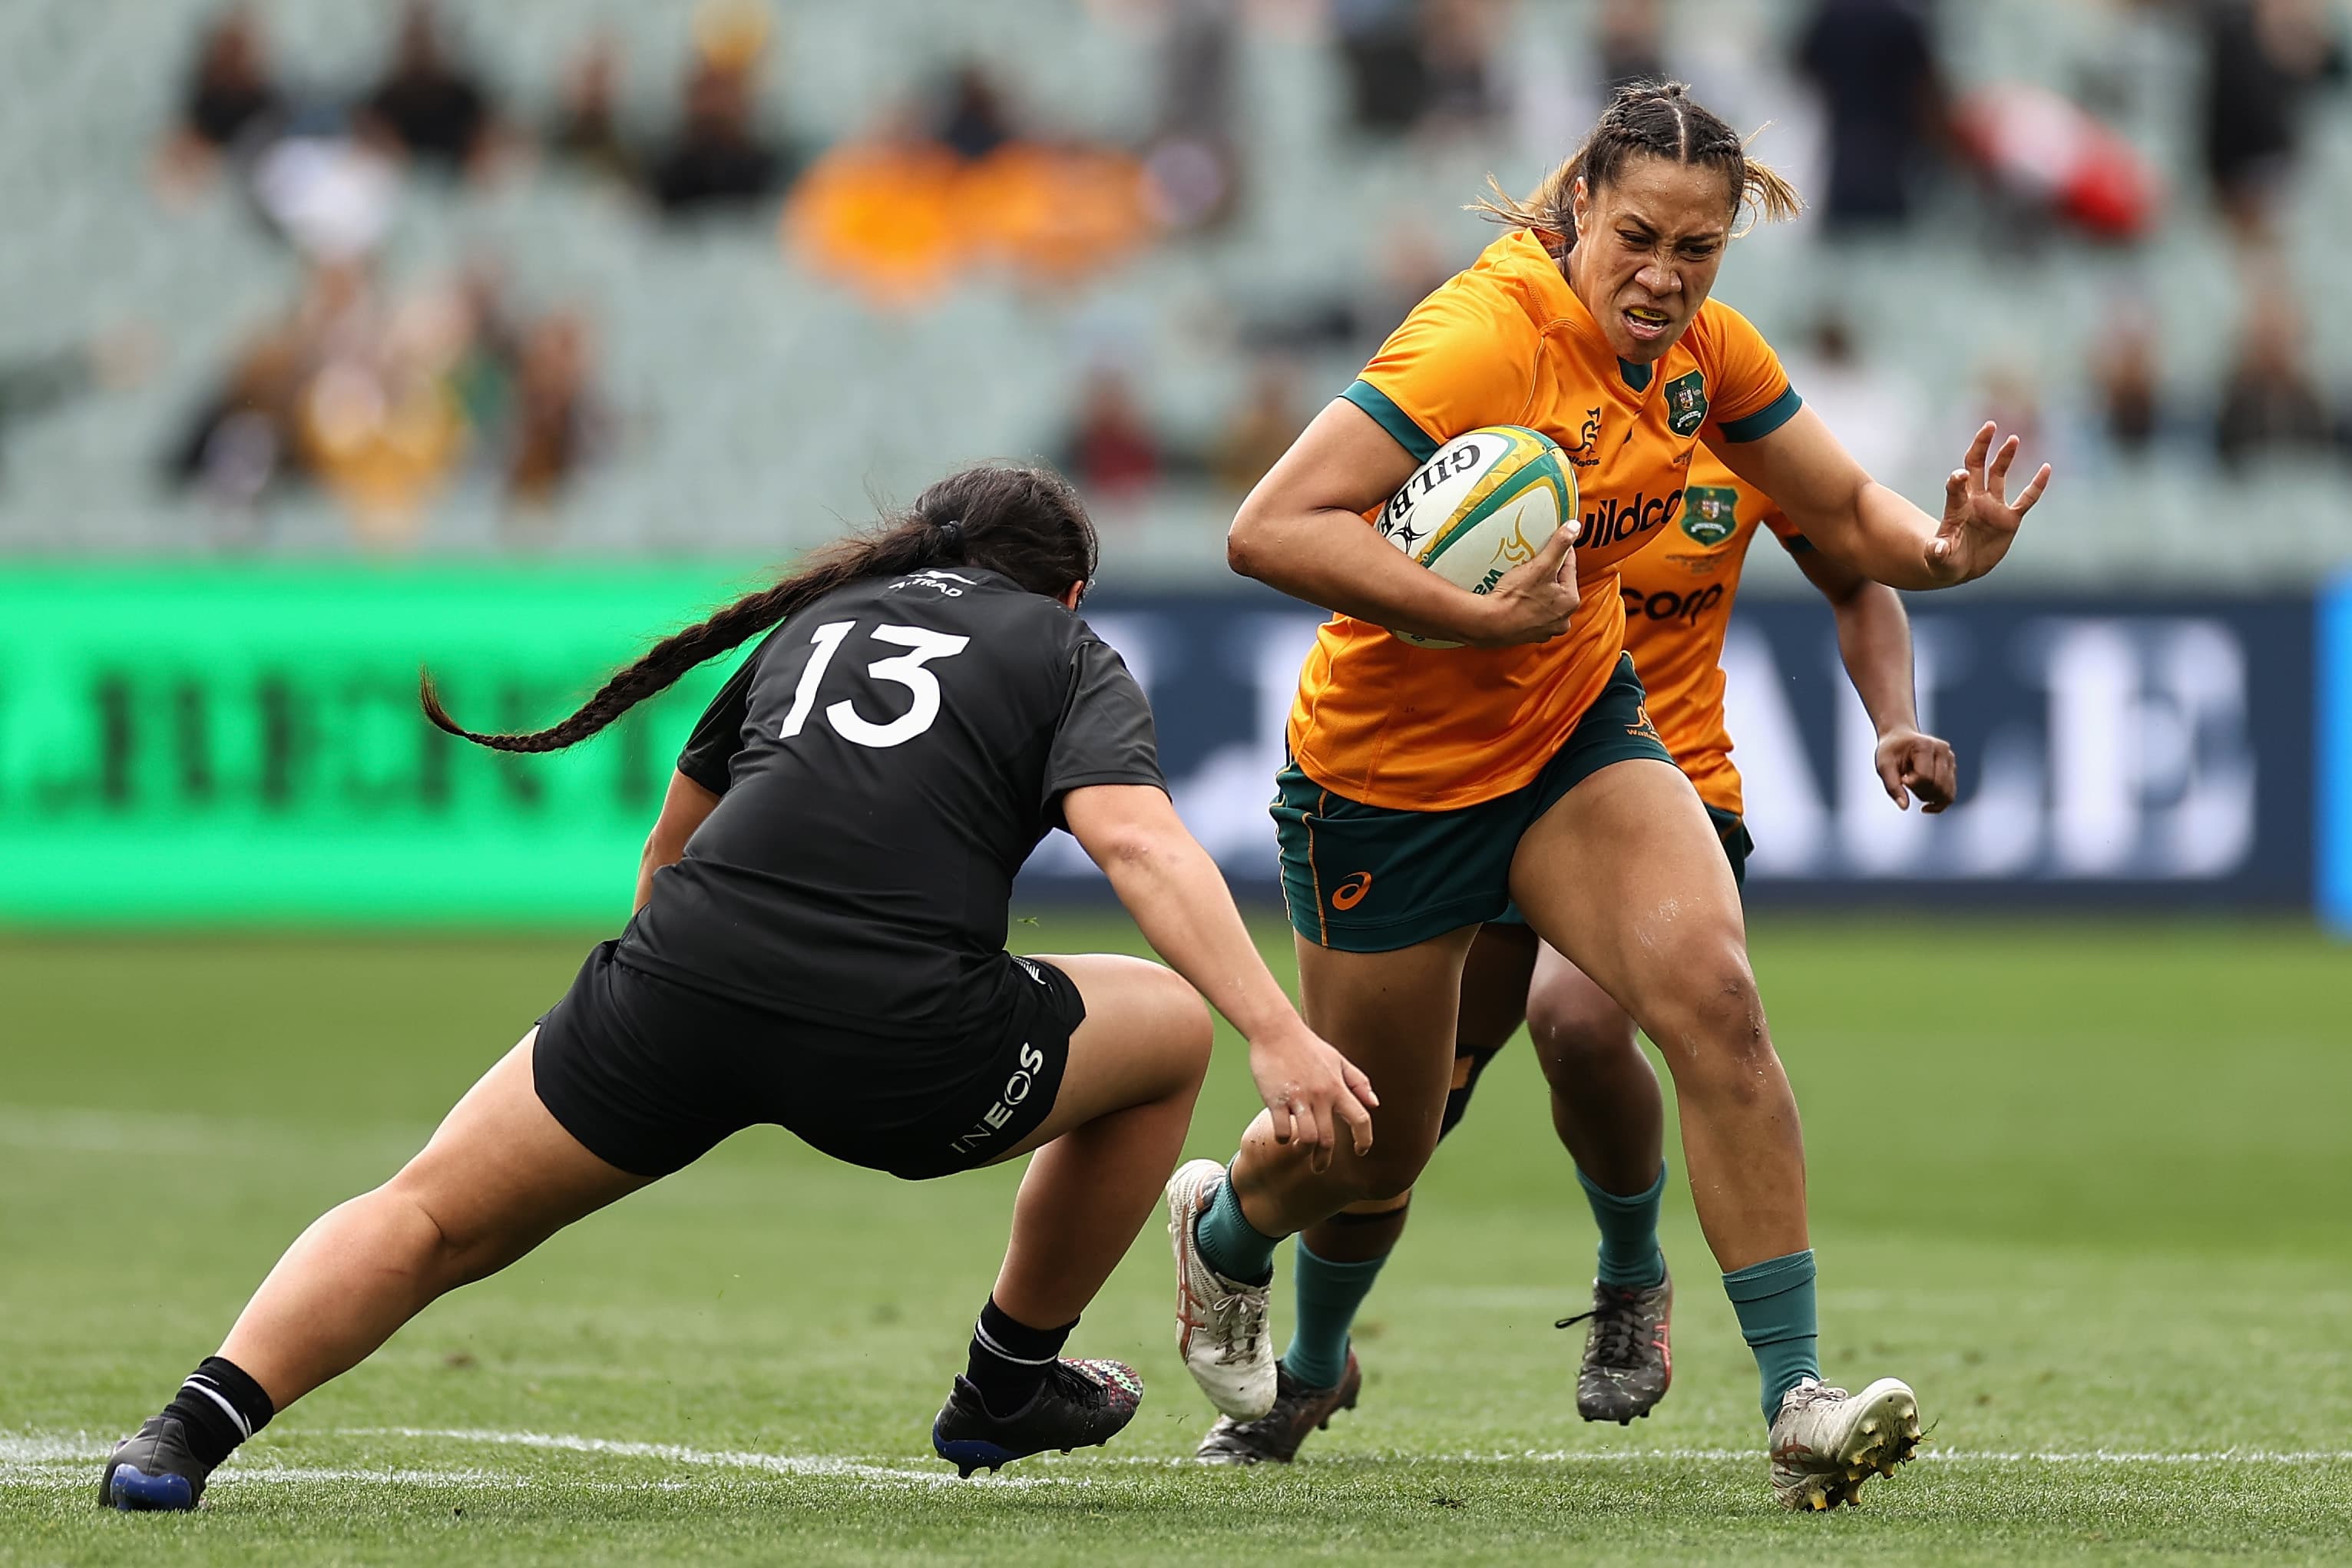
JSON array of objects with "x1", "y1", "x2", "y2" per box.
[
  {"x1": 1716, "y1": 384, "x2": 1803, "y2": 443},
  {"x1": 1340, "y1": 379, "x2": 1441, "y2": 464}
]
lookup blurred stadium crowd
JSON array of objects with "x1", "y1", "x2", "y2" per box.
[{"x1": 2, "y1": 0, "x2": 2349, "y2": 581}]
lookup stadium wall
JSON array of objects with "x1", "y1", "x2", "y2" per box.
[{"x1": 0, "y1": 567, "x2": 2326, "y2": 926}]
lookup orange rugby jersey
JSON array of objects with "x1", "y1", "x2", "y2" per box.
[
  {"x1": 1291, "y1": 227, "x2": 1803, "y2": 810},
  {"x1": 1619, "y1": 451, "x2": 1806, "y2": 819}
]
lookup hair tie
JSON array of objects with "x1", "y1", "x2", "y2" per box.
[{"x1": 937, "y1": 518, "x2": 965, "y2": 557}]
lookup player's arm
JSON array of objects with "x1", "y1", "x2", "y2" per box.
[
  {"x1": 1226, "y1": 399, "x2": 1580, "y2": 647},
  {"x1": 1061, "y1": 782, "x2": 1378, "y2": 1169},
  {"x1": 635, "y1": 770, "x2": 720, "y2": 911},
  {"x1": 1714, "y1": 407, "x2": 2049, "y2": 590},
  {"x1": 1793, "y1": 546, "x2": 1957, "y2": 813}
]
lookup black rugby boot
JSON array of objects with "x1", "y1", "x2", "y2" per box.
[
  {"x1": 931, "y1": 1358, "x2": 1143, "y2": 1477},
  {"x1": 98, "y1": 1417, "x2": 212, "y2": 1511}
]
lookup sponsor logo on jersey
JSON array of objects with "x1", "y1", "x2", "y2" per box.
[
  {"x1": 1561, "y1": 407, "x2": 1604, "y2": 468},
  {"x1": 1680, "y1": 486, "x2": 1739, "y2": 546},
  {"x1": 890, "y1": 570, "x2": 981, "y2": 597},
  {"x1": 1331, "y1": 871, "x2": 1374, "y2": 911},
  {"x1": 1664, "y1": 371, "x2": 1709, "y2": 438},
  {"x1": 1581, "y1": 488, "x2": 1685, "y2": 551},
  {"x1": 948, "y1": 1040, "x2": 1048, "y2": 1155},
  {"x1": 1621, "y1": 583, "x2": 1726, "y2": 625}
]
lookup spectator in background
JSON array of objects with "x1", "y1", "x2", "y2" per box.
[
  {"x1": 547, "y1": 34, "x2": 637, "y2": 187},
  {"x1": 504, "y1": 310, "x2": 610, "y2": 511},
  {"x1": 1210, "y1": 357, "x2": 1306, "y2": 495},
  {"x1": 360, "y1": 0, "x2": 499, "y2": 180},
  {"x1": 1414, "y1": 0, "x2": 1504, "y2": 135},
  {"x1": 1062, "y1": 366, "x2": 1163, "y2": 503},
  {"x1": 1596, "y1": 0, "x2": 1668, "y2": 97},
  {"x1": 647, "y1": 54, "x2": 791, "y2": 217},
  {"x1": 1334, "y1": 0, "x2": 1428, "y2": 135},
  {"x1": 2201, "y1": 0, "x2": 2347, "y2": 237},
  {"x1": 1141, "y1": 0, "x2": 1241, "y2": 232},
  {"x1": 936, "y1": 63, "x2": 1017, "y2": 162},
  {"x1": 1795, "y1": 0, "x2": 1946, "y2": 230},
  {"x1": 2092, "y1": 303, "x2": 2168, "y2": 456},
  {"x1": 2215, "y1": 293, "x2": 2339, "y2": 466},
  {"x1": 155, "y1": 6, "x2": 287, "y2": 198}
]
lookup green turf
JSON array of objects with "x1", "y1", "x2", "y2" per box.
[{"x1": 3, "y1": 918, "x2": 2349, "y2": 1565}]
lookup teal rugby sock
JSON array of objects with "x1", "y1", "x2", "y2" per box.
[
  {"x1": 1723, "y1": 1249, "x2": 1822, "y2": 1424},
  {"x1": 1579, "y1": 1163, "x2": 1669, "y2": 1290},
  {"x1": 1282, "y1": 1242, "x2": 1388, "y2": 1391},
  {"x1": 1193, "y1": 1170, "x2": 1279, "y2": 1285}
]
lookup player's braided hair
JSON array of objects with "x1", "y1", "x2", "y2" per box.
[
  {"x1": 420, "y1": 462, "x2": 1099, "y2": 754},
  {"x1": 1473, "y1": 79, "x2": 1802, "y2": 253}
]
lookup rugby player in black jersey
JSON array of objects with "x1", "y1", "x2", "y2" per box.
[{"x1": 100, "y1": 463, "x2": 1376, "y2": 1510}]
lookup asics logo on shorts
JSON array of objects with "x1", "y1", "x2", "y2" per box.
[
  {"x1": 948, "y1": 1042, "x2": 1047, "y2": 1156},
  {"x1": 1331, "y1": 872, "x2": 1374, "y2": 911}
]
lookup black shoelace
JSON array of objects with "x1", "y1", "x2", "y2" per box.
[
  {"x1": 1040, "y1": 1361, "x2": 1110, "y2": 1411},
  {"x1": 1556, "y1": 1288, "x2": 1646, "y2": 1370}
]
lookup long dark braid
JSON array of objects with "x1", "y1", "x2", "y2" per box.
[
  {"x1": 1473, "y1": 79, "x2": 1803, "y2": 252},
  {"x1": 420, "y1": 462, "x2": 1098, "y2": 754}
]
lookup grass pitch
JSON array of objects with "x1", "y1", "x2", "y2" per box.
[{"x1": 2, "y1": 916, "x2": 2348, "y2": 1565}]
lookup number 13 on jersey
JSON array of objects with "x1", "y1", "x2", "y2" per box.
[{"x1": 778, "y1": 620, "x2": 971, "y2": 749}]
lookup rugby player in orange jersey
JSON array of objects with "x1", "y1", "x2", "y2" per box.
[
  {"x1": 1161, "y1": 80, "x2": 2047, "y2": 1511},
  {"x1": 1196, "y1": 450, "x2": 1957, "y2": 1467}
]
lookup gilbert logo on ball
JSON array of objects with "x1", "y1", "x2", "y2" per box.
[{"x1": 1374, "y1": 426, "x2": 1577, "y2": 649}]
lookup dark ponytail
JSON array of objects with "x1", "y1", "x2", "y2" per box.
[
  {"x1": 420, "y1": 461, "x2": 1098, "y2": 755},
  {"x1": 1472, "y1": 79, "x2": 1803, "y2": 253}
]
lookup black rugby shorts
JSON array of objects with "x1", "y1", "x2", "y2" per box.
[{"x1": 532, "y1": 941, "x2": 1083, "y2": 1182}]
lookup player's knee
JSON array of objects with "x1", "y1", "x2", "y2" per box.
[
  {"x1": 1347, "y1": 1130, "x2": 1438, "y2": 1204},
  {"x1": 1644, "y1": 941, "x2": 1771, "y2": 1078},
  {"x1": 1156, "y1": 971, "x2": 1214, "y2": 1083},
  {"x1": 373, "y1": 1172, "x2": 490, "y2": 1284},
  {"x1": 1527, "y1": 992, "x2": 1639, "y2": 1083}
]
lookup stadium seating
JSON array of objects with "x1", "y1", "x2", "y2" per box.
[{"x1": 0, "y1": 0, "x2": 2347, "y2": 584}]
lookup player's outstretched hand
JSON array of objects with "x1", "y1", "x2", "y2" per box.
[
  {"x1": 1247, "y1": 1021, "x2": 1378, "y2": 1175},
  {"x1": 1928, "y1": 422, "x2": 2049, "y2": 584},
  {"x1": 1468, "y1": 521, "x2": 1580, "y2": 646},
  {"x1": 1874, "y1": 726, "x2": 1957, "y2": 813}
]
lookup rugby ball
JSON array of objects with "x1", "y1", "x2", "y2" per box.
[{"x1": 1373, "y1": 425, "x2": 1578, "y2": 648}]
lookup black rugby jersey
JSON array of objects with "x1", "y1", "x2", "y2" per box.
[{"x1": 617, "y1": 567, "x2": 1163, "y2": 1029}]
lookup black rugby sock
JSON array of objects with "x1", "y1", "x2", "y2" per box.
[
  {"x1": 159, "y1": 1355, "x2": 276, "y2": 1469},
  {"x1": 965, "y1": 1297, "x2": 1076, "y2": 1418}
]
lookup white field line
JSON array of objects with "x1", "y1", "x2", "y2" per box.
[{"x1": 10, "y1": 1427, "x2": 2352, "y2": 1495}]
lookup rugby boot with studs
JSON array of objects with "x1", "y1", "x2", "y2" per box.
[
  {"x1": 1767, "y1": 1375, "x2": 1924, "y2": 1510},
  {"x1": 1555, "y1": 1266, "x2": 1673, "y2": 1424},
  {"x1": 1164, "y1": 1159, "x2": 1276, "y2": 1419},
  {"x1": 931, "y1": 1358, "x2": 1144, "y2": 1477},
  {"x1": 98, "y1": 1417, "x2": 211, "y2": 1512},
  {"x1": 1193, "y1": 1351, "x2": 1362, "y2": 1465}
]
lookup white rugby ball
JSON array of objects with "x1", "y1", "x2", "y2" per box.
[{"x1": 1372, "y1": 425, "x2": 1578, "y2": 648}]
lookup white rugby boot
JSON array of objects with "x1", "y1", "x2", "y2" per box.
[
  {"x1": 1768, "y1": 1376, "x2": 1924, "y2": 1510},
  {"x1": 1164, "y1": 1158, "x2": 1277, "y2": 1420}
]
